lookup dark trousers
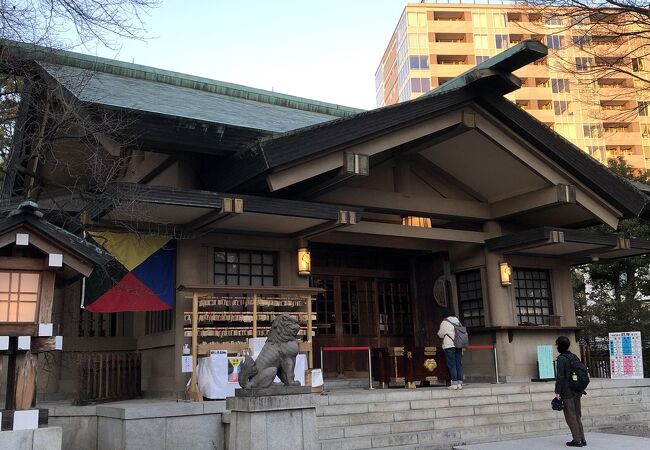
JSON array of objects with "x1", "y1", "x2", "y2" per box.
[
  {"x1": 444, "y1": 347, "x2": 463, "y2": 383},
  {"x1": 562, "y1": 395, "x2": 585, "y2": 442}
]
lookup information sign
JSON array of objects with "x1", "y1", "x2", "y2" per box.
[{"x1": 609, "y1": 332, "x2": 644, "y2": 379}]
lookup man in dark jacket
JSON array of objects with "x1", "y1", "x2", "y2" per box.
[{"x1": 555, "y1": 336, "x2": 586, "y2": 447}]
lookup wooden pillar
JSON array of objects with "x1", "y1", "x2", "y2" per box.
[
  {"x1": 188, "y1": 292, "x2": 202, "y2": 402},
  {"x1": 4, "y1": 337, "x2": 17, "y2": 410},
  {"x1": 14, "y1": 352, "x2": 38, "y2": 409}
]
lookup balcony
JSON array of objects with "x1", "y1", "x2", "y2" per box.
[
  {"x1": 428, "y1": 20, "x2": 472, "y2": 34},
  {"x1": 429, "y1": 41, "x2": 475, "y2": 55},
  {"x1": 604, "y1": 132, "x2": 641, "y2": 147},
  {"x1": 431, "y1": 64, "x2": 472, "y2": 78},
  {"x1": 515, "y1": 64, "x2": 551, "y2": 78},
  {"x1": 529, "y1": 109, "x2": 555, "y2": 123},
  {"x1": 518, "y1": 86, "x2": 553, "y2": 99}
]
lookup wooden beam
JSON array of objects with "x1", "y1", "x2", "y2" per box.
[
  {"x1": 29, "y1": 336, "x2": 61, "y2": 353},
  {"x1": 183, "y1": 197, "x2": 243, "y2": 231},
  {"x1": 0, "y1": 257, "x2": 47, "y2": 271},
  {"x1": 490, "y1": 184, "x2": 576, "y2": 218},
  {"x1": 339, "y1": 221, "x2": 486, "y2": 244},
  {"x1": 318, "y1": 187, "x2": 490, "y2": 220},
  {"x1": 266, "y1": 112, "x2": 464, "y2": 192},
  {"x1": 0, "y1": 324, "x2": 37, "y2": 336},
  {"x1": 138, "y1": 155, "x2": 177, "y2": 185},
  {"x1": 38, "y1": 271, "x2": 56, "y2": 323}
]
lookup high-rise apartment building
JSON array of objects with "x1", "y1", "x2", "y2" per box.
[{"x1": 376, "y1": 1, "x2": 650, "y2": 171}]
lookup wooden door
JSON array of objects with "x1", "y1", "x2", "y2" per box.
[{"x1": 313, "y1": 276, "x2": 413, "y2": 377}]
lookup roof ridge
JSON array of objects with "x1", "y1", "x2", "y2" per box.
[{"x1": 2, "y1": 40, "x2": 364, "y2": 119}]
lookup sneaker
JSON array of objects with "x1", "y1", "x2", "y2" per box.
[
  {"x1": 447, "y1": 384, "x2": 458, "y2": 390},
  {"x1": 457, "y1": 384, "x2": 463, "y2": 390},
  {"x1": 566, "y1": 441, "x2": 585, "y2": 447},
  {"x1": 581, "y1": 440, "x2": 587, "y2": 446}
]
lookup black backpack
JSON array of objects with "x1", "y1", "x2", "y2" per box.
[{"x1": 561, "y1": 353, "x2": 590, "y2": 393}]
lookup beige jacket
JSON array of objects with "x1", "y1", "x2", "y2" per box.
[{"x1": 437, "y1": 316, "x2": 460, "y2": 349}]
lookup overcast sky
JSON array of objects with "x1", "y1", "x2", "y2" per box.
[{"x1": 75, "y1": 1, "x2": 410, "y2": 110}]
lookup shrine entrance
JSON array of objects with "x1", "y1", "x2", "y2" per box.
[{"x1": 311, "y1": 244, "x2": 418, "y2": 377}]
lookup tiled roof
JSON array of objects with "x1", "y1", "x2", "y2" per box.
[{"x1": 40, "y1": 62, "x2": 352, "y2": 133}]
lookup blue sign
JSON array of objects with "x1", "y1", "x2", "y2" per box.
[{"x1": 537, "y1": 345, "x2": 555, "y2": 379}]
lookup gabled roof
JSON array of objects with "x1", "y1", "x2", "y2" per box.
[
  {"x1": 210, "y1": 40, "x2": 647, "y2": 219},
  {"x1": 0, "y1": 202, "x2": 112, "y2": 276}
]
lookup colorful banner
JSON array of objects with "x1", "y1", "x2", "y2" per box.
[
  {"x1": 84, "y1": 232, "x2": 175, "y2": 312},
  {"x1": 609, "y1": 331, "x2": 644, "y2": 379}
]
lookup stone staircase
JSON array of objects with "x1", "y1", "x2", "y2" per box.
[{"x1": 316, "y1": 379, "x2": 650, "y2": 450}]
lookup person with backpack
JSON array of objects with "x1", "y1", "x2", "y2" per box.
[
  {"x1": 555, "y1": 335, "x2": 589, "y2": 447},
  {"x1": 437, "y1": 307, "x2": 469, "y2": 390}
]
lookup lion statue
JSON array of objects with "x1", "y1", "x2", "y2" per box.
[{"x1": 238, "y1": 314, "x2": 302, "y2": 389}]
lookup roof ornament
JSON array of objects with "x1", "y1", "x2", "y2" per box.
[{"x1": 8, "y1": 200, "x2": 44, "y2": 218}]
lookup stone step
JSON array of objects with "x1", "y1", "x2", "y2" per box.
[
  {"x1": 319, "y1": 411, "x2": 650, "y2": 450},
  {"x1": 319, "y1": 384, "x2": 648, "y2": 406},
  {"x1": 317, "y1": 394, "x2": 650, "y2": 425},
  {"x1": 318, "y1": 403, "x2": 650, "y2": 439}
]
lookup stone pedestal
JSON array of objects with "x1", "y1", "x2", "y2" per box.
[
  {"x1": 0, "y1": 426, "x2": 62, "y2": 450},
  {"x1": 226, "y1": 387, "x2": 317, "y2": 450}
]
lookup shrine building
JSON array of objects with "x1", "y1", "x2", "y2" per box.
[{"x1": 1, "y1": 39, "x2": 650, "y2": 402}]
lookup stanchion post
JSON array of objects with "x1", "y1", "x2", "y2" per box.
[
  {"x1": 493, "y1": 345, "x2": 500, "y2": 384},
  {"x1": 320, "y1": 348, "x2": 324, "y2": 373},
  {"x1": 367, "y1": 347, "x2": 374, "y2": 390}
]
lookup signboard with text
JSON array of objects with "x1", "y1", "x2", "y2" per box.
[{"x1": 609, "y1": 332, "x2": 644, "y2": 379}]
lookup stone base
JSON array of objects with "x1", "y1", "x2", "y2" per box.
[
  {"x1": 227, "y1": 393, "x2": 317, "y2": 450},
  {"x1": 0, "y1": 426, "x2": 62, "y2": 450},
  {"x1": 234, "y1": 386, "x2": 312, "y2": 397}
]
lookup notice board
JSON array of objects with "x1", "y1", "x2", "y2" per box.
[{"x1": 609, "y1": 331, "x2": 644, "y2": 379}]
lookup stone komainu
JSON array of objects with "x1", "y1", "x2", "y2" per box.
[{"x1": 238, "y1": 315, "x2": 301, "y2": 389}]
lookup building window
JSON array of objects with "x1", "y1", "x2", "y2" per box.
[
  {"x1": 214, "y1": 249, "x2": 277, "y2": 286},
  {"x1": 476, "y1": 55, "x2": 489, "y2": 64},
  {"x1": 551, "y1": 78, "x2": 570, "y2": 93},
  {"x1": 573, "y1": 35, "x2": 591, "y2": 47},
  {"x1": 514, "y1": 269, "x2": 553, "y2": 326},
  {"x1": 78, "y1": 310, "x2": 125, "y2": 337},
  {"x1": 409, "y1": 55, "x2": 429, "y2": 70},
  {"x1": 583, "y1": 123, "x2": 603, "y2": 138},
  {"x1": 495, "y1": 34, "x2": 509, "y2": 49},
  {"x1": 575, "y1": 57, "x2": 593, "y2": 72},
  {"x1": 493, "y1": 13, "x2": 507, "y2": 28},
  {"x1": 472, "y1": 13, "x2": 487, "y2": 28},
  {"x1": 410, "y1": 77, "x2": 430, "y2": 93},
  {"x1": 632, "y1": 57, "x2": 645, "y2": 72},
  {"x1": 378, "y1": 280, "x2": 411, "y2": 335},
  {"x1": 145, "y1": 310, "x2": 174, "y2": 334},
  {"x1": 312, "y1": 278, "x2": 335, "y2": 335},
  {"x1": 0, "y1": 272, "x2": 40, "y2": 322},
  {"x1": 553, "y1": 100, "x2": 570, "y2": 115},
  {"x1": 456, "y1": 270, "x2": 485, "y2": 328},
  {"x1": 544, "y1": 15, "x2": 563, "y2": 26},
  {"x1": 546, "y1": 35, "x2": 564, "y2": 50},
  {"x1": 340, "y1": 279, "x2": 360, "y2": 334},
  {"x1": 474, "y1": 34, "x2": 488, "y2": 49},
  {"x1": 640, "y1": 102, "x2": 650, "y2": 117}
]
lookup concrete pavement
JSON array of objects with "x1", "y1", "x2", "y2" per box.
[{"x1": 454, "y1": 432, "x2": 650, "y2": 450}]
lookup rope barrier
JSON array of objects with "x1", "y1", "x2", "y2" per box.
[{"x1": 466, "y1": 344, "x2": 499, "y2": 383}]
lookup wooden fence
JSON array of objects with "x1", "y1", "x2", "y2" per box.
[
  {"x1": 74, "y1": 352, "x2": 142, "y2": 405},
  {"x1": 580, "y1": 345, "x2": 650, "y2": 379}
]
